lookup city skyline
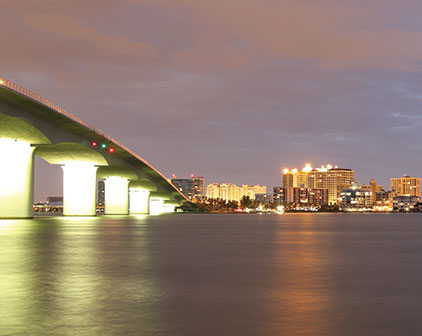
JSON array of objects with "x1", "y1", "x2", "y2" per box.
[
  {"x1": 2, "y1": 1, "x2": 422, "y2": 200},
  {"x1": 32, "y1": 158, "x2": 420, "y2": 202}
]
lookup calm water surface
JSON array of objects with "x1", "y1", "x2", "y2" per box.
[{"x1": 1, "y1": 213, "x2": 422, "y2": 336}]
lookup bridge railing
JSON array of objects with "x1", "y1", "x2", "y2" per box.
[{"x1": 0, "y1": 77, "x2": 113, "y2": 141}]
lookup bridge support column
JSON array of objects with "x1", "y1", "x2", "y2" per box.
[
  {"x1": 149, "y1": 198, "x2": 165, "y2": 215},
  {"x1": 62, "y1": 163, "x2": 98, "y2": 216},
  {"x1": 129, "y1": 188, "x2": 150, "y2": 214},
  {"x1": 0, "y1": 139, "x2": 34, "y2": 218},
  {"x1": 104, "y1": 177, "x2": 129, "y2": 215}
]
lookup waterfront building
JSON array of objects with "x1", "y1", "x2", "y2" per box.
[
  {"x1": 375, "y1": 190, "x2": 397, "y2": 210},
  {"x1": 255, "y1": 193, "x2": 274, "y2": 204},
  {"x1": 46, "y1": 196, "x2": 63, "y2": 204},
  {"x1": 206, "y1": 183, "x2": 240, "y2": 201},
  {"x1": 273, "y1": 186, "x2": 328, "y2": 207},
  {"x1": 284, "y1": 163, "x2": 355, "y2": 204},
  {"x1": 206, "y1": 183, "x2": 266, "y2": 201},
  {"x1": 340, "y1": 182, "x2": 373, "y2": 210},
  {"x1": 282, "y1": 163, "x2": 312, "y2": 187},
  {"x1": 220, "y1": 183, "x2": 241, "y2": 201},
  {"x1": 307, "y1": 164, "x2": 355, "y2": 205},
  {"x1": 206, "y1": 183, "x2": 222, "y2": 200},
  {"x1": 171, "y1": 175, "x2": 204, "y2": 200},
  {"x1": 361, "y1": 179, "x2": 383, "y2": 205},
  {"x1": 393, "y1": 196, "x2": 421, "y2": 211},
  {"x1": 390, "y1": 176, "x2": 421, "y2": 197},
  {"x1": 240, "y1": 184, "x2": 266, "y2": 199},
  {"x1": 273, "y1": 187, "x2": 284, "y2": 205}
]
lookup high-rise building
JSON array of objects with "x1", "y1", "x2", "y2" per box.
[
  {"x1": 283, "y1": 163, "x2": 355, "y2": 204},
  {"x1": 308, "y1": 165, "x2": 355, "y2": 204},
  {"x1": 171, "y1": 175, "x2": 204, "y2": 200},
  {"x1": 240, "y1": 184, "x2": 267, "y2": 199},
  {"x1": 273, "y1": 186, "x2": 328, "y2": 207},
  {"x1": 206, "y1": 183, "x2": 222, "y2": 200},
  {"x1": 390, "y1": 176, "x2": 421, "y2": 197},
  {"x1": 273, "y1": 187, "x2": 285, "y2": 205},
  {"x1": 206, "y1": 183, "x2": 266, "y2": 202},
  {"x1": 282, "y1": 163, "x2": 312, "y2": 187}
]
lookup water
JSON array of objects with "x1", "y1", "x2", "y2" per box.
[{"x1": 1, "y1": 213, "x2": 422, "y2": 336}]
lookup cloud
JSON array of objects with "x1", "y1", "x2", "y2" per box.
[{"x1": 1, "y1": 0, "x2": 422, "y2": 199}]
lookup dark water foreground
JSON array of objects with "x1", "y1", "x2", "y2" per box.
[{"x1": 1, "y1": 213, "x2": 422, "y2": 336}]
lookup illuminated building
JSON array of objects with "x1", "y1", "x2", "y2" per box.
[
  {"x1": 273, "y1": 187, "x2": 284, "y2": 205},
  {"x1": 273, "y1": 186, "x2": 328, "y2": 207},
  {"x1": 361, "y1": 179, "x2": 383, "y2": 205},
  {"x1": 255, "y1": 193, "x2": 274, "y2": 203},
  {"x1": 206, "y1": 183, "x2": 266, "y2": 201},
  {"x1": 390, "y1": 176, "x2": 421, "y2": 197},
  {"x1": 171, "y1": 175, "x2": 204, "y2": 200},
  {"x1": 282, "y1": 163, "x2": 312, "y2": 187},
  {"x1": 340, "y1": 182, "x2": 373, "y2": 210},
  {"x1": 374, "y1": 190, "x2": 396, "y2": 210},
  {"x1": 97, "y1": 180, "x2": 105, "y2": 205},
  {"x1": 206, "y1": 183, "x2": 221, "y2": 200},
  {"x1": 283, "y1": 163, "x2": 354, "y2": 204},
  {"x1": 240, "y1": 184, "x2": 266, "y2": 199},
  {"x1": 46, "y1": 196, "x2": 63, "y2": 204},
  {"x1": 307, "y1": 164, "x2": 355, "y2": 204},
  {"x1": 393, "y1": 196, "x2": 420, "y2": 211}
]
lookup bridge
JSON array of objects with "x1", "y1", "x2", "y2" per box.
[{"x1": 0, "y1": 77, "x2": 189, "y2": 218}]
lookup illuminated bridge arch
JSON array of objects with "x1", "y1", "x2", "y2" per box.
[{"x1": 0, "y1": 77, "x2": 189, "y2": 218}]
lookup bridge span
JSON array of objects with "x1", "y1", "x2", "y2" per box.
[{"x1": 0, "y1": 77, "x2": 189, "y2": 218}]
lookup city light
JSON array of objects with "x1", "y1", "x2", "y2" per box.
[
  {"x1": 302, "y1": 163, "x2": 313, "y2": 172},
  {"x1": 283, "y1": 163, "x2": 313, "y2": 174}
]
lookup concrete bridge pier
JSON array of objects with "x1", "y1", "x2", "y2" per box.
[
  {"x1": 104, "y1": 176, "x2": 129, "y2": 215},
  {"x1": 129, "y1": 188, "x2": 150, "y2": 214},
  {"x1": 62, "y1": 162, "x2": 98, "y2": 216},
  {"x1": 0, "y1": 138, "x2": 35, "y2": 218}
]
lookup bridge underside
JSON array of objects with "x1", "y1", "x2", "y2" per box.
[{"x1": 0, "y1": 81, "x2": 189, "y2": 218}]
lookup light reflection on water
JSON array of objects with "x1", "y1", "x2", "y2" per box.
[
  {"x1": 2, "y1": 214, "x2": 422, "y2": 335},
  {"x1": 266, "y1": 214, "x2": 334, "y2": 335},
  {"x1": 0, "y1": 216, "x2": 166, "y2": 336}
]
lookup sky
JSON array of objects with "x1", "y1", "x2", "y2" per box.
[{"x1": 1, "y1": 0, "x2": 422, "y2": 201}]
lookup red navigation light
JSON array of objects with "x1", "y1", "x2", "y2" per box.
[
  {"x1": 92, "y1": 141, "x2": 97, "y2": 147},
  {"x1": 108, "y1": 147, "x2": 115, "y2": 153}
]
